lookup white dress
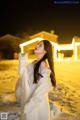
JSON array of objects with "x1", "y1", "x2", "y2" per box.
[{"x1": 15, "y1": 53, "x2": 54, "y2": 120}]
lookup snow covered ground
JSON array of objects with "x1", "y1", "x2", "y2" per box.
[{"x1": 0, "y1": 60, "x2": 80, "y2": 120}]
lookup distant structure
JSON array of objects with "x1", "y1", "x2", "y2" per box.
[
  {"x1": 73, "y1": 36, "x2": 80, "y2": 60},
  {"x1": 0, "y1": 34, "x2": 26, "y2": 59},
  {"x1": 0, "y1": 31, "x2": 80, "y2": 61},
  {"x1": 54, "y1": 36, "x2": 80, "y2": 61},
  {"x1": 19, "y1": 31, "x2": 58, "y2": 61},
  {"x1": 20, "y1": 32, "x2": 80, "y2": 61}
]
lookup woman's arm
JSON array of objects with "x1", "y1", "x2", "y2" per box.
[
  {"x1": 15, "y1": 53, "x2": 31, "y2": 103},
  {"x1": 24, "y1": 79, "x2": 53, "y2": 114},
  {"x1": 18, "y1": 53, "x2": 28, "y2": 78}
]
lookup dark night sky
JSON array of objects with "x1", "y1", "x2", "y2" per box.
[{"x1": 0, "y1": 0, "x2": 80, "y2": 42}]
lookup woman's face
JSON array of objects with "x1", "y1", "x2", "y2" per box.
[{"x1": 34, "y1": 41, "x2": 46, "y2": 55}]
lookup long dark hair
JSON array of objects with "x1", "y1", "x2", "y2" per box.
[{"x1": 33, "y1": 40, "x2": 56, "y2": 87}]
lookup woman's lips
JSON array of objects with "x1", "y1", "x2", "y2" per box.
[{"x1": 35, "y1": 47, "x2": 38, "y2": 50}]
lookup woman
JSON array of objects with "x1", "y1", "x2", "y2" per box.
[{"x1": 16, "y1": 40, "x2": 57, "y2": 120}]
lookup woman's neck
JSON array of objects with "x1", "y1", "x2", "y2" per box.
[{"x1": 37, "y1": 53, "x2": 45, "y2": 61}]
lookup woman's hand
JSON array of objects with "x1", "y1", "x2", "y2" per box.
[{"x1": 20, "y1": 45, "x2": 24, "y2": 54}]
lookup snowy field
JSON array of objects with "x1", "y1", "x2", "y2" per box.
[{"x1": 0, "y1": 60, "x2": 80, "y2": 120}]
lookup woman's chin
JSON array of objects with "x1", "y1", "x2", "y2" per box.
[
  {"x1": 35, "y1": 52, "x2": 38, "y2": 55},
  {"x1": 34, "y1": 50, "x2": 38, "y2": 55}
]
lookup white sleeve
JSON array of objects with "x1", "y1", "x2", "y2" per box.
[
  {"x1": 15, "y1": 77, "x2": 21, "y2": 102},
  {"x1": 18, "y1": 53, "x2": 28, "y2": 78},
  {"x1": 24, "y1": 69, "x2": 53, "y2": 113},
  {"x1": 15, "y1": 53, "x2": 31, "y2": 104}
]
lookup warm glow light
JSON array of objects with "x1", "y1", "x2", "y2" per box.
[
  {"x1": 19, "y1": 37, "x2": 43, "y2": 47},
  {"x1": 56, "y1": 44, "x2": 74, "y2": 50},
  {"x1": 19, "y1": 36, "x2": 80, "y2": 61},
  {"x1": 20, "y1": 46, "x2": 24, "y2": 53}
]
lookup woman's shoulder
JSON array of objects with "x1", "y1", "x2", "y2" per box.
[
  {"x1": 40, "y1": 60, "x2": 50, "y2": 69},
  {"x1": 32, "y1": 59, "x2": 37, "y2": 64},
  {"x1": 39, "y1": 61, "x2": 51, "y2": 77},
  {"x1": 40, "y1": 61, "x2": 47, "y2": 68}
]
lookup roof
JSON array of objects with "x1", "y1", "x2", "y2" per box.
[
  {"x1": 0, "y1": 34, "x2": 20, "y2": 40},
  {"x1": 74, "y1": 37, "x2": 80, "y2": 42},
  {"x1": 0, "y1": 34, "x2": 27, "y2": 50},
  {"x1": 30, "y1": 31, "x2": 58, "y2": 43},
  {"x1": 0, "y1": 34, "x2": 26, "y2": 44}
]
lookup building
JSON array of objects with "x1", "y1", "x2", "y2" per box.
[
  {"x1": 0, "y1": 32, "x2": 80, "y2": 61},
  {"x1": 20, "y1": 32, "x2": 80, "y2": 61},
  {"x1": 30, "y1": 31, "x2": 58, "y2": 42},
  {"x1": 73, "y1": 36, "x2": 80, "y2": 60},
  {"x1": 54, "y1": 36, "x2": 80, "y2": 61},
  {"x1": 19, "y1": 31, "x2": 58, "y2": 62},
  {"x1": 0, "y1": 34, "x2": 26, "y2": 59}
]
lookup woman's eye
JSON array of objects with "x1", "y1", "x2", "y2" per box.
[{"x1": 39, "y1": 44, "x2": 42, "y2": 47}]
